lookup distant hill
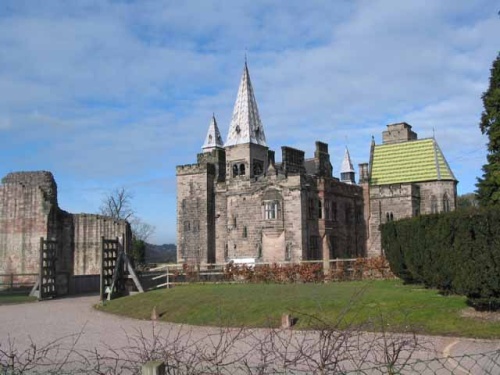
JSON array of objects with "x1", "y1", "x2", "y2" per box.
[{"x1": 145, "y1": 243, "x2": 177, "y2": 263}]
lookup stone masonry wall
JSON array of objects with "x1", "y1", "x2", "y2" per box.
[
  {"x1": 73, "y1": 214, "x2": 131, "y2": 275},
  {"x1": 176, "y1": 163, "x2": 216, "y2": 264},
  {"x1": 0, "y1": 171, "x2": 131, "y2": 278},
  {"x1": 367, "y1": 183, "x2": 419, "y2": 256},
  {"x1": 0, "y1": 172, "x2": 56, "y2": 274}
]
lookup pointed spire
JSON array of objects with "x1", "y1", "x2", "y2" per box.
[
  {"x1": 202, "y1": 114, "x2": 224, "y2": 152},
  {"x1": 340, "y1": 147, "x2": 356, "y2": 184},
  {"x1": 225, "y1": 62, "x2": 267, "y2": 147},
  {"x1": 341, "y1": 147, "x2": 355, "y2": 173}
]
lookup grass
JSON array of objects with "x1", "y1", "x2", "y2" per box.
[
  {"x1": 97, "y1": 279, "x2": 500, "y2": 339},
  {"x1": 0, "y1": 293, "x2": 37, "y2": 305}
]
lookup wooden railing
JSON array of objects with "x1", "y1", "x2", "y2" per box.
[{"x1": 140, "y1": 258, "x2": 393, "y2": 290}]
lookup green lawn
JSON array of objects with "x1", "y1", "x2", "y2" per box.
[
  {"x1": 0, "y1": 293, "x2": 37, "y2": 305},
  {"x1": 97, "y1": 280, "x2": 500, "y2": 339}
]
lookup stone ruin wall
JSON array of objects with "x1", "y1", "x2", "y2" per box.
[
  {"x1": 0, "y1": 172, "x2": 56, "y2": 275},
  {"x1": 0, "y1": 171, "x2": 130, "y2": 279},
  {"x1": 73, "y1": 214, "x2": 130, "y2": 275}
]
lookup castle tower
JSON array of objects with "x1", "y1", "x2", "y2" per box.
[
  {"x1": 202, "y1": 114, "x2": 224, "y2": 153},
  {"x1": 176, "y1": 115, "x2": 226, "y2": 265},
  {"x1": 224, "y1": 62, "x2": 268, "y2": 179},
  {"x1": 340, "y1": 147, "x2": 356, "y2": 184}
]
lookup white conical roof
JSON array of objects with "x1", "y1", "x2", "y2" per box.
[
  {"x1": 202, "y1": 114, "x2": 224, "y2": 152},
  {"x1": 341, "y1": 147, "x2": 355, "y2": 173},
  {"x1": 224, "y1": 62, "x2": 267, "y2": 147}
]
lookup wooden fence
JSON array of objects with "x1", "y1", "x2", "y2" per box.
[{"x1": 140, "y1": 258, "x2": 394, "y2": 290}]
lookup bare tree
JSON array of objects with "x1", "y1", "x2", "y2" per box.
[
  {"x1": 99, "y1": 187, "x2": 134, "y2": 221},
  {"x1": 99, "y1": 187, "x2": 155, "y2": 242}
]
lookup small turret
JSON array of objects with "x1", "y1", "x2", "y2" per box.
[
  {"x1": 202, "y1": 114, "x2": 224, "y2": 153},
  {"x1": 340, "y1": 147, "x2": 356, "y2": 184}
]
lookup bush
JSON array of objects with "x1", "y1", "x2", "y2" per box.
[{"x1": 382, "y1": 206, "x2": 500, "y2": 311}]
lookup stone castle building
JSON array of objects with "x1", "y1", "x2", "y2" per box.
[
  {"x1": 177, "y1": 63, "x2": 366, "y2": 264},
  {"x1": 0, "y1": 171, "x2": 131, "y2": 281},
  {"x1": 176, "y1": 63, "x2": 457, "y2": 263},
  {"x1": 362, "y1": 122, "x2": 457, "y2": 255}
]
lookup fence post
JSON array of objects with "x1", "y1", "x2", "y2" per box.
[
  {"x1": 166, "y1": 265, "x2": 169, "y2": 289},
  {"x1": 142, "y1": 360, "x2": 165, "y2": 375}
]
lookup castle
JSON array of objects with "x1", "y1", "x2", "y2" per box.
[
  {"x1": 0, "y1": 171, "x2": 130, "y2": 292},
  {"x1": 176, "y1": 63, "x2": 458, "y2": 263}
]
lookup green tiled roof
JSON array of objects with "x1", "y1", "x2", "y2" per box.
[{"x1": 370, "y1": 138, "x2": 456, "y2": 186}]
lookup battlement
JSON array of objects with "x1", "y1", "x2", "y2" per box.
[
  {"x1": 176, "y1": 163, "x2": 208, "y2": 175},
  {"x1": 2, "y1": 171, "x2": 58, "y2": 205},
  {"x1": 176, "y1": 162, "x2": 216, "y2": 176}
]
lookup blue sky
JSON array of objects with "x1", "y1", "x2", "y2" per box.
[{"x1": 0, "y1": 1, "x2": 498, "y2": 245}]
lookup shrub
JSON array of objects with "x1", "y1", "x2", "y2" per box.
[{"x1": 382, "y1": 206, "x2": 500, "y2": 311}]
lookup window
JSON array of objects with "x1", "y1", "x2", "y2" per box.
[
  {"x1": 355, "y1": 208, "x2": 363, "y2": 223},
  {"x1": 253, "y1": 159, "x2": 264, "y2": 176},
  {"x1": 224, "y1": 244, "x2": 229, "y2": 259},
  {"x1": 232, "y1": 164, "x2": 239, "y2": 177},
  {"x1": 324, "y1": 200, "x2": 330, "y2": 220},
  {"x1": 308, "y1": 236, "x2": 320, "y2": 260},
  {"x1": 329, "y1": 235, "x2": 336, "y2": 259},
  {"x1": 308, "y1": 199, "x2": 315, "y2": 219},
  {"x1": 443, "y1": 194, "x2": 450, "y2": 212},
  {"x1": 431, "y1": 196, "x2": 438, "y2": 214},
  {"x1": 257, "y1": 244, "x2": 262, "y2": 258},
  {"x1": 243, "y1": 226, "x2": 248, "y2": 238},
  {"x1": 193, "y1": 220, "x2": 200, "y2": 232},
  {"x1": 285, "y1": 244, "x2": 291, "y2": 261},
  {"x1": 264, "y1": 201, "x2": 281, "y2": 220},
  {"x1": 318, "y1": 200, "x2": 323, "y2": 219},
  {"x1": 183, "y1": 221, "x2": 191, "y2": 231},
  {"x1": 345, "y1": 204, "x2": 351, "y2": 224},
  {"x1": 239, "y1": 163, "x2": 245, "y2": 175},
  {"x1": 385, "y1": 212, "x2": 394, "y2": 222}
]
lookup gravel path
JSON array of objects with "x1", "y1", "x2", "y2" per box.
[{"x1": 1, "y1": 294, "x2": 499, "y2": 373}]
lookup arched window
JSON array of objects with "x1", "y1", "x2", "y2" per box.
[
  {"x1": 318, "y1": 200, "x2": 323, "y2": 219},
  {"x1": 285, "y1": 244, "x2": 292, "y2": 261},
  {"x1": 443, "y1": 194, "x2": 450, "y2": 212},
  {"x1": 232, "y1": 164, "x2": 239, "y2": 177},
  {"x1": 239, "y1": 163, "x2": 246, "y2": 175},
  {"x1": 431, "y1": 196, "x2": 438, "y2": 214}
]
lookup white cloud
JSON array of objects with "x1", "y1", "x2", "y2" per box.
[{"x1": 0, "y1": 0, "x2": 499, "y2": 243}]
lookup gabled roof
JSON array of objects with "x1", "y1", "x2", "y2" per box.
[
  {"x1": 370, "y1": 138, "x2": 456, "y2": 185},
  {"x1": 341, "y1": 147, "x2": 355, "y2": 173},
  {"x1": 202, "y1": 114, "x2": 224, "y2": 152},
  {"x1": 225, "y1": 62, "x2": 267, "y2": 147}
]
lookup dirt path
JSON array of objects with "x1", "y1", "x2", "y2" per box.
[{"x1": 1, "y1": 294, "x2": 499, "y2": 373}]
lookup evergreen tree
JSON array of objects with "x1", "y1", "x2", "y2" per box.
[{"x1": 477, "y1": 53, "x2": 500, "y2": 206}]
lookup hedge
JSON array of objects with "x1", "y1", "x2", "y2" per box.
[{"x1": 382, "y1": 206, "x2": 500, "y2": 310}]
